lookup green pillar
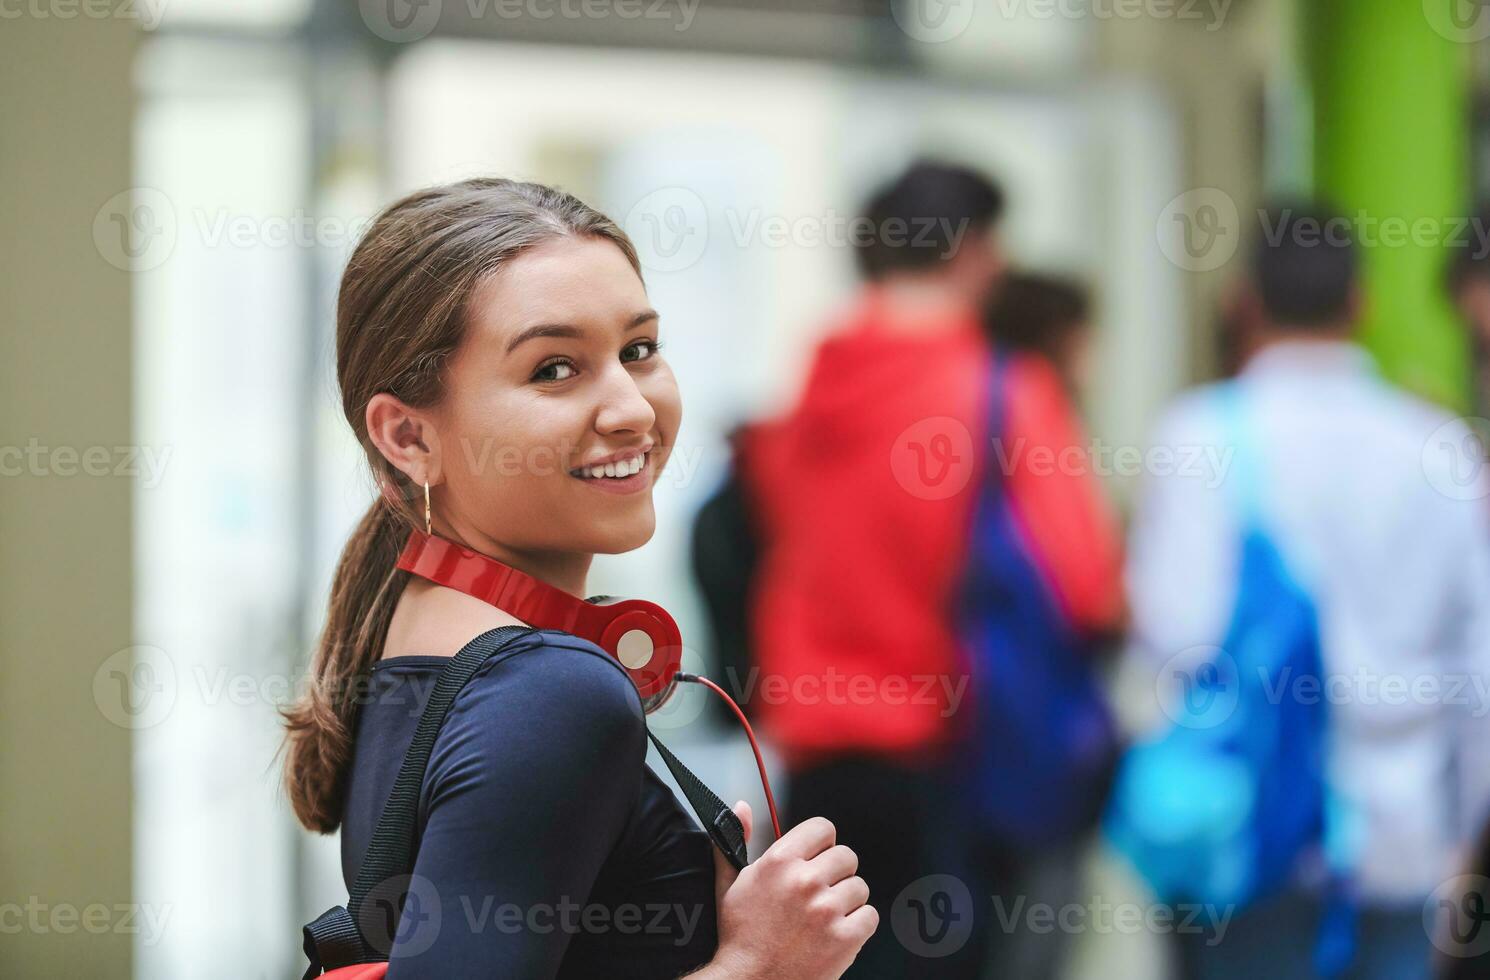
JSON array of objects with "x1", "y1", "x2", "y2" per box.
[{"x1": 1305, "y1": 0, "x2": 1472, "y2": 410}]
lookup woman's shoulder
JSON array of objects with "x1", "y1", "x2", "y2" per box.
[
  {"x1": 407, "y1": 628, "x2": 649, "y2": 819},
  {"x1": 373, "y1": 625, "x2": 645, "y2": 730},
  {"x1": 444, "y1": 628, "x2": 646, "y2": 746},
  {"x1": 380, "y1": 576, "x2": 528, "y2": 662}
]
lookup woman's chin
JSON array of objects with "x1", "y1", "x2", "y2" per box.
[{"x1": 581, "y1": 506, "x2": 656, "y2": 555}]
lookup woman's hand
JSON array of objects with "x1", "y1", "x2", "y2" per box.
[{"x1": 704, "y1": 801, "x2": 878, "y2": 980}]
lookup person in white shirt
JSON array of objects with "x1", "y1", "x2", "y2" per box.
[{"x1": 1126, "y1": 202, "x2": 1490, "y2": 980}]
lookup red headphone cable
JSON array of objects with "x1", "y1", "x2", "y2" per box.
[{"x1": 675, "y1": 672, "x2": 783, "y2": 842}]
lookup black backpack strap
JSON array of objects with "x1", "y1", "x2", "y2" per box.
[
  {"x1": 574, "y1": 604, "x2": 747, "y2": 870},
  {"x1": 302, "y1": 624, "x2": 538, "y2": 977},
  {"x1": 647, "y1": 729, "x2": 749, "y2": 871},
  {"x1": 349, "y1": 625, "x2": 539, "y2": 920}
]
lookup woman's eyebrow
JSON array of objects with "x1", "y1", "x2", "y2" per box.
[{"x1": 505, "y1": 309, "x2": 660, "y2": 355}]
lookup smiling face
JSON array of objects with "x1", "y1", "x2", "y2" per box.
[{"x1": 425, "y1": 234, "x2": 681, "y2": 557}]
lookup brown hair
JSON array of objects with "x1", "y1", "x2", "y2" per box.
[
  {"x1": 982, "y1": 271, "x2": 1091, "y2": 389},
  {"x1": 280, "y1": 177, "x2": 641, "y2": 833},
  {"x1": 982, "y1": 272, "x2": 1089, "y2": 356}
]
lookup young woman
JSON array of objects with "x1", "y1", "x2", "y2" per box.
[{"x1": 280, "y1": 178, "x2": 877, "y2": 978}]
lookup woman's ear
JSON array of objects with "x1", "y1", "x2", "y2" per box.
[{"x1": 365, "y1": 392, "x2": 442, "y2": 486}]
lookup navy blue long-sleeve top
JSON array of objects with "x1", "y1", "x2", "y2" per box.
[{"x1": 340, "y1": 628, "x2": 720, "y2": 978}]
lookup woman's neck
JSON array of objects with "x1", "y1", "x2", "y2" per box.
[
  {"x1": 432, "y1": 517, "x2": 593, "y2": 599},
  {"x1": 867, "y1": 279, "x2": 979, "y2": 335}
]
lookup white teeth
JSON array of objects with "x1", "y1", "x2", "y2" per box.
[{"x1": 581, "y1": 454, "x2": 644, "y2": 479}]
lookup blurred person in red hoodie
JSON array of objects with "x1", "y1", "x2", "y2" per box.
[
  {"x1": 736, "y1": 160, "x2": 1006, "y2": 978},
  {"x1": 734, "y1": 162, "x2": 1125, "y2": 977}
]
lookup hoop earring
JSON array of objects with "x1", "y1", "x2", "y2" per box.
[{"x1": 424, "y1": 480, "x2": 432, "y2": 536}]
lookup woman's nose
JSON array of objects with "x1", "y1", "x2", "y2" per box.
[{"x1": 593, "y1": 362, "x2": 657, "y2": 434}]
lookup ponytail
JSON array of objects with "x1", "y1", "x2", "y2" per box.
[{"x1": 281, "y1": 493, "x2": 412, "y2": 833}]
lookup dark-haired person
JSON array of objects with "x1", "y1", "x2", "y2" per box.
[
  {"x1": 983, "y1": 271, "x2": 1094, "y2": 393},
  {"x1": 1444, "y1": 205, "x2": 1490, "y2": 417},
  {"x1": 280, "y1": 178, "x2": 877, "y2": 978},
  {"x1": 736, "y1": 160, "x2": 1114, "y2": 978},
  {"x1": 974, "y1": 272, "x2": 1126, "y2": 980},
  {"x1": 1127, "y1": 203, "x2": 1490, "y2": 979}
]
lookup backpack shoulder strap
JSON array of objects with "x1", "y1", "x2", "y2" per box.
[
  {"x1": 984, "y1": 348, "x2": 1012, "y2": 491},
  {"x1": 302, "y1": 624, "x2": 538, "y2": 976},
  {"x1": 646, "y1": 729, "x2": 749, "y2": 871},
  {"x1": 1216, "y1": 380, "x2": 1263, "y2": 523},
  {"x1": 348, "y1": 624, "x2": 539, "y2": 913}
]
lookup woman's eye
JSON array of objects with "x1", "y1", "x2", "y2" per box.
[
  {"x1": 532, "y1": 341, "x2": 661, "y2": 382},
  {"x1": 532, "y1": 358, "x2": 576, "y2": 382},
  {"x1": 622, "y1": 340, "x2": 663, "y2": 363}
]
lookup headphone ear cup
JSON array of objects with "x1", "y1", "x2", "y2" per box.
[{"x1": 586, "y1": 596, "x2": 683, "y2": 710}]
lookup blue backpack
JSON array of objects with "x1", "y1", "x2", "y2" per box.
[
  {"x1": 951, "y1": 352, "x2": 1118, "y2": 849},
  {"x1": 1104, "y1": 384, "x2": 1355, "y2": 973}
]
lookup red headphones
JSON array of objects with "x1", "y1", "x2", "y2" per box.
[
  {"x1": 394, "y1": 529, "x2": 683, "y2": 712},
  {"x1": 393, "y1": 527, "x2": 782, "y2": 842}
]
